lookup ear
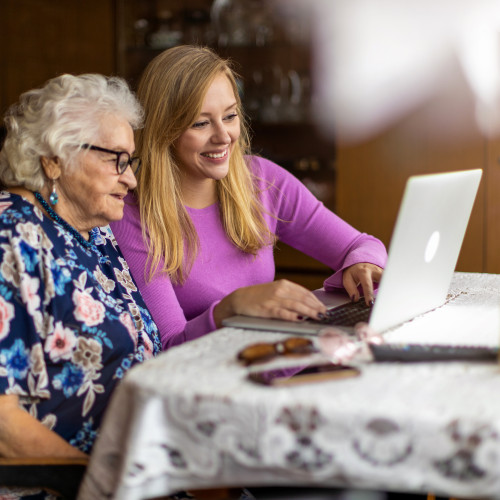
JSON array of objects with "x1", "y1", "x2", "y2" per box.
[{"x1": 40, "y1": 156, "x2": 62, "y2": 180}]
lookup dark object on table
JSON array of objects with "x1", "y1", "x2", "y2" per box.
[{"x1": 369, "y1": 343, "x2": 498, "y2": 362}]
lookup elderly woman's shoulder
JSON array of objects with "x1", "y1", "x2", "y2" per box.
[
  {"x1": 0, "y1": 191, "x2": 13, "y2": 216},
  {"x1": 0, "y1": 190, "x2": 38, "y2": 223}
]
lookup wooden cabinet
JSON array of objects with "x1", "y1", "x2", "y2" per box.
[
  {"x1": 5, "y1": 0, "x2": 497, "y2": 280},
  {"x1": 115, "y1": 0, "x2": 336, "y2": 175},
  {"x1": 0, "y1": 0, "x2": 115, "y2": 116},
  {"x1": 485, "y1": 138, "x2": 500, "y2": 273}
]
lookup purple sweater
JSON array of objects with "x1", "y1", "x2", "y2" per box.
[{"x1": 111, "y1": 156, "x2": 387, "y2": 349}]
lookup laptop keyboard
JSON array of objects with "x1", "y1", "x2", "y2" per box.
[{"x1": 310, "y1": 300, "x2": 373, "y2": 327}]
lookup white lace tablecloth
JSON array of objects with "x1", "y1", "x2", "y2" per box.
[{"x1": 78, "y1": 272, "x2": 500, "y2": 500}]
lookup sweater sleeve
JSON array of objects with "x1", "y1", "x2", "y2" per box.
[
  {"x1": 254, "y1": 157, "x2": 387, "y2": 291},
  {"x1": 110, "y1": 198, "x2": 219, "y2": 350}
]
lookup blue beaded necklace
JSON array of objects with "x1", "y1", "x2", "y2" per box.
[{"x1": 34, "y1": 191, "x2": 99, "y2": 252}]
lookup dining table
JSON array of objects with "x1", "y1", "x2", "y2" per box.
[{"x1": 77, "y1": 272, "x2": 500, "y2": 500}]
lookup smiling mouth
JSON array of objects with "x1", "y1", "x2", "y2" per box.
[{"x1": 201, "y1": 149, "x2": 228, "y2": 160}]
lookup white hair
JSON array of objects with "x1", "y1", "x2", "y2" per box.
[{"x1": 0, "y1": 73, "x2": 143, "y2": 191}]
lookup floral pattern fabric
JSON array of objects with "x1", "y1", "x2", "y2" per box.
[{"x1": 0, "y1": 191, "x2": 161, "y2": 455}]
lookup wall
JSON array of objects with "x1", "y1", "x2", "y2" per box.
[
  {"x1": 336, "y1": 106, "x2": 488, "y2": 273},
  {"x1": 0, "y1": 0, "x2": 115, "y2": 116}
]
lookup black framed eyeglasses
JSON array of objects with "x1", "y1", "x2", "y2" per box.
[{"x1": 81, "y1": 144, "x2": 141, "y2": 175}]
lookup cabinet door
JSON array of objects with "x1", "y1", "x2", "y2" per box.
[
  {"x1": 335, "y1": 121, "x2": 485, "y2": 273},
  {"x1": 486, "y1": 138, "x2": 500, "y2": 273},
  {"x1": 0, "y1": 0, "x2": 115, "y2": 115}
]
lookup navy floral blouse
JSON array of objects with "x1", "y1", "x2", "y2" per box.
[{"x1": 0, "y1": 191, "x2": 162, "y2": 454}]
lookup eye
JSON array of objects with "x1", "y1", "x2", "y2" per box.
[
  {"x1": 192, "y1": 120, "x2": 209, "y2": 129},
  {"x1": 96, "y1": 151, "x2": 117, "y2": 163},
  {"x1": 118, "y1": 158, "x2": 129, "y2": 170},
  {"x1": 100, "y1": 155, "x2": 117, "y2": 165},
  {"x1": 224, "y1": 112, "x2": 238, "y2": 121}
]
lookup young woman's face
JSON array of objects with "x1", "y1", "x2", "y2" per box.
[{"x1": 175, "y1": 73, "x2": 241, "y2": 185}]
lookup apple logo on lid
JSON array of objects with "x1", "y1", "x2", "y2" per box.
[{"x1": 424, "y1": 230, "x2": 440, "y2": 263}]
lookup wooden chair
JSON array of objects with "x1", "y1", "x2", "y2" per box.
[
  {"x1": 0, "y1": 458, "x2": 453, "y2": 500},
  {"x1": 0, "y1": 458, "x2": 246, "y2": 500},
  {"x1": 0, "y1": 456, "x2": 89, "y2": 499}
]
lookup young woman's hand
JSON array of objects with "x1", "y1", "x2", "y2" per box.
[
  {"x1": 342, "y1": 263, "x2": 383, "y2": 305},
  {"x1": 213, "y1": 279, "x2": 327, "y2": 328}
]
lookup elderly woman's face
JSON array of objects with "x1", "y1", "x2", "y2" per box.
[{"x1": 57, "y1": 115, "x2": 137, "y2": 231}]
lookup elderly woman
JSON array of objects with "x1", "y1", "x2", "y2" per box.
[{"x1": 0, "y1": 74, "x2": 163, "y2": 488}]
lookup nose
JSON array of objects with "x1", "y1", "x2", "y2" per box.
[
  {"x1": 211, "y1": 122, "x2": 231, "y2": 144},
  {"x1": 119, "y1": 164, "x2": 137, "y2": 190}
]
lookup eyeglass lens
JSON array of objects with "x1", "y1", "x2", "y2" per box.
[
  {"x1": 117, "y1": 152, "x2": 141, "y2": 174},
  {"x1": 82, "y1": 144, "x2": 141, "y2": 175}
]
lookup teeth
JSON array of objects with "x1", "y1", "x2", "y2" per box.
[{"x1": 203, "y1": 150, "x2": 227, "y2": 159}]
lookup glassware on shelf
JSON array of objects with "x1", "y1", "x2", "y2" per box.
[
  {"x1": 148, "y1": 9, "x2": 183, "y2": 49},
  {"x1": 259, "y1": 65, "x2": 284, "y2": 123},
  {"x1": 272, "y1": 0, "x2": 312, "y2": 46},
  {"x1": 132, "y1": 18, "x2": 150, "y2": 47},
  {"x1": 183, "y1": 8, "x2": 214, "y2": 46},
  {"x1": 211, "y1": 0, "x2": 274, "y2": 47},
  {"x1": 249, "y1": 1, "x2": 274, "y2": 47},
  {"x1": 280, "y1": 70, "x2": 303, "y2": 123},
  {"x1": 247, "y1": 66, "x2": 310, "y2": 124},
  {"x1": 244, "y1": 70, "x2": 264, "y2": 120}
]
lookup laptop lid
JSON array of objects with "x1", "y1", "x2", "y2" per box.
[
  {"x1": 368, "y1": 168, "x2": 482, "y2": 332},
  {"x1": 223, "y1": 168, "x2": 482, "y2": 335}
]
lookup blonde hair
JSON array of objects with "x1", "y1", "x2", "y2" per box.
[{"x1": 135, "y1": 45, "x2": 274, "y2": 284}]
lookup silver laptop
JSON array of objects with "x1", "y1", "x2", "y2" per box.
[{"x1": 223, "y1": 169, "x2": 482, "y2": 335}]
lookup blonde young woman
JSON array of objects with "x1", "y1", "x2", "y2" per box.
[{"x1": 111, "y1": 45, "x2": 387, "y2": 349}]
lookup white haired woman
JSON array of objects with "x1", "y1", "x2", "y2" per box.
[{"x1": 0, "y1": 74, "x2": 163, "y2": 499}]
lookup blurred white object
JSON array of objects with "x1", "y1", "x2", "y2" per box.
[{"x1": 281, "y1": 0, "x2": 500, "y2": 142}]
